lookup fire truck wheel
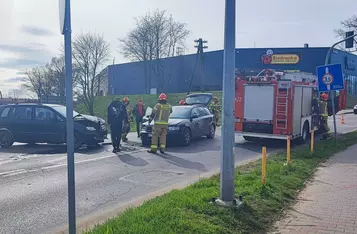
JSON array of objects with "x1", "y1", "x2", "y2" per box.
[{"x1": 298, "y1": 122, "x2": 310, "y2": 144}]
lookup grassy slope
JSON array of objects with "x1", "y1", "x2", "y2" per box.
[
  {"x1": 86, "y1": 132, "x2": 357, "y2": 234},
  {"x1": 75, "y1": 92, "x2": 223, "y2": 132}
]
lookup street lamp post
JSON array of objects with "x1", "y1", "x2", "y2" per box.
[{"x1": 324, "y1": 33, "x2": 356, "y2": 142}]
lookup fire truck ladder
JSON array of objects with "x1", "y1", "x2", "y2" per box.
[{"x1": 275, "y1": 88, "x2": 289, "y2": 130}]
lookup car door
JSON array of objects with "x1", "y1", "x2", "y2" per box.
[
  {"x1": 197, "y1": 107, "x2": 211, "y2": 136},
  {"x1": 190, "y1": 108, "x2": 202, "y2": 138},
  {"x1": 10, "y1": 105, "x2": 35, "y2": 142},
  {"x1": 33, "y1": 106, "x2": 65, "y2": 143}
]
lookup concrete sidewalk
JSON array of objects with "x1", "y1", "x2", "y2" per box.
[{"x1": 272, "y1": 144, "x2": 357, "y2": 234}]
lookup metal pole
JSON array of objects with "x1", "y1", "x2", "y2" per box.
[
  {"x1": 220, "y1": 0, "x2": 236, "y2": 202},
  {"x1": 64, "y1": 0, "x2": 76, "y2": 233},
  {"x1": 324, "y1": 33, "x2": 356, "y2": 142},
  {"x1": 324, "y1": 51, "x2": 337, "y2": 142}
]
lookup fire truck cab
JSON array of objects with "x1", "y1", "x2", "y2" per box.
[{"x1": 234, "y1": 70, "x2": 346, "y2": 142}]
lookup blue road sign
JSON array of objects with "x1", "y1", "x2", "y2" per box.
[{"x1": 316, "y1": 64, "x2": 344, "y2": 92}]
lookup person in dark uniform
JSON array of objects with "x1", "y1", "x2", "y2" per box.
[{"x1": 107, "y1": 98, "x2": 127, "y2": 153}]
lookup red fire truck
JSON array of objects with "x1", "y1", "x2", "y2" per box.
[{"x1": 234, "y1": 70, "x2": 347, "y2": 142}]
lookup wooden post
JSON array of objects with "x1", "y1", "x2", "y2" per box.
[
  {"x1": 310, "y1": 130, "x2": 314, "y2": 153},
  {"x1": 262, "y1": 146, "x2": 267, "y2": 185}
]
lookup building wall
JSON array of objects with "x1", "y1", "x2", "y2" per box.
[
  {"x1": 108, "y1": 47, "x2": 357, "y2": 95},
  {"x1": 330, "y1": 49, "x2": 357, "y2": 95}
]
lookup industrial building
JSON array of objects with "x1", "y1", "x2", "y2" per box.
[{"x1": 100, "y1": 46, "x2": 357, "y2": 96}]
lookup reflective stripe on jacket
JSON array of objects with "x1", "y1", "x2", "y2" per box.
[{"x1": 153, "y1": 103, "x2": 172, "y2": 124}]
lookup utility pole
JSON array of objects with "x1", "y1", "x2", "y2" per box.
[
  {"x1": 216, "y1": 0, "x2": 238, "y2": 206},
  {"x1": 59, "y1": 0, "x2": 76, "y2": 233},
  {"x1": 194, "y1": 38, "x2": 208, "y2": 91}
]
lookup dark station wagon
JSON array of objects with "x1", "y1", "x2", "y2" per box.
[{"x1": 0, "y1": 103, "x2": 107, "y2": 148}]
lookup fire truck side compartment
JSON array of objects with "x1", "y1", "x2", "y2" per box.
[
  {"x1": 243, "y1": 85, "x2": 275, "y2": 134},
  {"x1": 292, "y1": 86, "x2": 303, "y2": 136},
  {"x1": 292, "y1": 85, "x2": 313, "y2": 136}
]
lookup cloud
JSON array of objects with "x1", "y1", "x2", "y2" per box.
[
  {"x1": 3, "y1": 77, "x2": 26, "y2": 83},
  {"x1": 16, "y1": 71, "x2": 27, "y2": 75},
  {"x1": 20, "y1": 25, "x2": 54, "y2": 37},
  {"x1": 0, "y1": 43, "x2": 53, "y2": 69},
  {"x1": 0, "y1": 43, "x2": 47, "y2": 54},
  {"x1": 0, "y1": 58, "x2": 45, "y2": 69}
]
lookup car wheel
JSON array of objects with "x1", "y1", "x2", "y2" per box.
[
  {"x1": 182, "y1": 128, "x2": 192, "y2": 146},
  {"x1": 0, "y1": 130, "x2": 14, "y2": 148},
  {"x1": 298, "y1": 122, "x2": 309, "y2": 144},
  {"x1": 207, "y1": 124, "x2": 216, "y2": 139}
]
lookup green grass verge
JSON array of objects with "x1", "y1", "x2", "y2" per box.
[
  {"x1": 85, "y1": 132, "x2": 357, "y2": 234},
  {"x1": 75, "y1": 91, "x2": 223, "y2": 121}
]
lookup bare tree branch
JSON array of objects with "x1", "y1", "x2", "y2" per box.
[
  {"x1": 72, "y1": 32, "x2": 110, "y2": 115},
  {"x1": 118, "y1": 9, "x2": 190, "y2": 93},
  {"x1": 335, "y1": 15, "x2": 357, "y2": 51}
]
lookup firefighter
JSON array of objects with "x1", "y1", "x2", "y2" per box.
[
  {"x1": 319, "y1": 93, "x2": 330, "y2": 134},
  {"x1": 148, "y1": 93, "x2": 172, "y2": 154},
  {"x1": 311, "y1": 88, "x2": 320, "y2": 129},
  {"x1": 122, "y1": 97, "x2": 132, "y2": 142},
  {"x1": 133, "y1": 98, "x2": 146, "y2": 138},
  {"x1": 107, "y1": 98, "x2": 127, "y2": 153},
  {"x1": 209, "y1": 96, "x2": 221, "y2": 125},
  {"x1": 179, "y1": 100, "x2": 185, "y2": 105}
]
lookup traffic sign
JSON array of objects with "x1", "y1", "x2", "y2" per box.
[
  {"x1": 316, "y1": 64, "x2": 344, "y2": 92},
  {"x1": 59, "y1": 0, "x2": 66, "y2": 34}
]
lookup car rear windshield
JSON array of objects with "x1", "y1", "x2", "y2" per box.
[
  {"x1": 185, "y1": 95, "x2": 211, "y2": 105},
  {"x1": 170, "y1": 106, "x2": 191, "y2": 119}
]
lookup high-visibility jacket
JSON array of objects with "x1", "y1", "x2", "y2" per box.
[
  {"x1": 152, "y1": 103, "x2": 172, "y2": 124},
  {"x1": 209, "y1": 101, "x2": 221, "y2": 114},
  {"x1": 125, "y1": 104, "x2": 133, "y2": 122},
  {"x1": 319, "y1": 100, "x2": 328, "y2": 116}
]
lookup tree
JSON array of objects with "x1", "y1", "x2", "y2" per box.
[
  {"x1": 166, "y1": 15, "x2": 190, "y2": 57},
  {"x1": 73, "y1": 32, "x2": 110, "y2": 115},
  {"x1": 24, "y1": 66, "x2": 54, "y2": 101},
  {"x1": 119, "y1": 10, "x2": 190, "y2": 93},
  {"x1": 335, "y1": 15, "x2": 357, "y2": 51},
  {"x1": 120, "y1": 10, "x2": 190, "y2": 61}
]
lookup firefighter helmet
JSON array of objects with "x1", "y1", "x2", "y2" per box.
[
  {"x1": 123, "y1": 97, "x2": 129, "y2": 103},
  {"x1": 320, "y1": 93, "x2": 328, "y2": 100},
  {"x1": 158, "y1": 93, "x2": 167, "y2": 101},
  {"x1": 179, "y1": 100, "x2": 185, "y2": 105}
]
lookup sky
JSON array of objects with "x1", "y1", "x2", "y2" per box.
[{"x1": 0, "y1": 0, "x2": 355, "y2": 96}]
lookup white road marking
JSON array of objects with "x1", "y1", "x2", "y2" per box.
[
  {"x1": 0, "y1": 150, "x2": 145, "y2": 178},
  {"x1": 47, "y1": 157, "x2": 67, "y2": 163},
  {"x1": 0, "y1": 169, "x2": 27, "y2": 176}
]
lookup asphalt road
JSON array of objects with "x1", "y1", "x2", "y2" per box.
[{"x1": 0, "y1": 114, "x2": 356, "y2": 234}]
